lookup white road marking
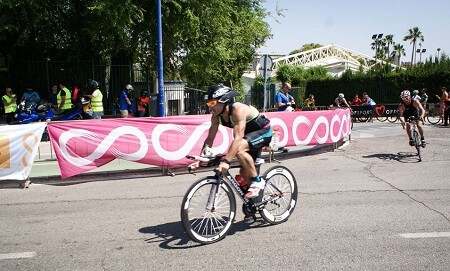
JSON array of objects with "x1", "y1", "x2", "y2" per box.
[
  {"x1": 0, "y1": 252, "x2": 36, "y2": 260},
  {"x1": 399, "y1": 232, "x2": 450, "y2": 239}
]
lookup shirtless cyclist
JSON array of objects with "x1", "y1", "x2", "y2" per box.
[{"x1": 190, "y1": 84, "x2": 273, "y2": 198}]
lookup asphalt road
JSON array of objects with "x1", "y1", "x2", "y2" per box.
[{"x1": 1, "y1": 121, "x2": 449, "y2": 271}]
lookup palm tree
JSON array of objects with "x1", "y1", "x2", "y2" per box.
[
  {"x1": 403, "y1": 27, "x2": 424, "y2": 65},
  {"x1": 371, "y1": 39, "x2": 386, "y2": 60},
  {"x1": 383, "y1": 34, "x2": 394, "y2": 61},
  {"x1": 391, "y1": 43, "x2": 406, "y2": 65}
]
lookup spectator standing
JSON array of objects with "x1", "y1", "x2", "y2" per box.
[
  {"x1": 275, "y1": 82, "x2": 295, "y2": 111},
  {"x1": 85, "y1": 79, "x2": 103, "y2": 119},
  {"x1": 435, "y1": 87, "x2": 448, "y2": 124},
  {"x1": 351, "y1": 94, "x2": 362, "y2": 105},
  {"x1": 57, "y1": 83, "x2": 73, "y2": 111},
  {"x1": 21, "y1": 86, "x2": 41, "y2": 109},
  {"x1": 412, "y1": 89, "x2": 421, "y2": 102},
  {"x1": 119, "y1": 84, "x2": 133, "y2": 118},
  {"x1": 48, "y1": 84, "x2": 58, "y2": 109},
  {"x1": 2, "y1": 87, "x2": 17, "y2": 124},
  {"x1": 443, "y1": 88, "x2": 450, "y2": 126},
  {"x1": 137, "y1": 90, "x2": 150, "y2": 117},
  {"x1": 420, "y1": 88, "x2": 428, "y2": 108},
  {"x1": 362, "y1": 92, "x2": 376, "y2": 119}
]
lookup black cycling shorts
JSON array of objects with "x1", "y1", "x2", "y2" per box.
[{"x1": 244, "y1": 125, "x2": 273, "y2": 161}]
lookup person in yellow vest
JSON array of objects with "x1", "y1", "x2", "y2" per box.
[
  {"x1": 85, "y1": 79, "x2": 103, "y2": 119},
  {"x1": 2, "y1": 87, "x2": 18, "y2": 124},
  {"x1": 57, "y1": 83, "x2": 73, "y2": 111}
]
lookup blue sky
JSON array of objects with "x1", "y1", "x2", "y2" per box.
[{"x1": 259, "y1": 0, "x2": 449, "y2": 61}]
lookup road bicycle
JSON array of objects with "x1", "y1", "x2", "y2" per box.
[
  {"x1": 181, "y1": 152, "x2": 298, "y2": 244},
  {"x1": 402, "y1": 116, "x2": 423, "y2": 162},
  {"x1": 424, "y1": 103, "x2": 440, "y2": 125}
]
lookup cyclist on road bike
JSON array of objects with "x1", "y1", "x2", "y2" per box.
[
  {"x1": 189, "y1": 83, "x2": 273, "y2": 198},
  {"x1": 334, "y1": 93, "x2": 351, "y2": 108},
  {"x1": 399, "y1": 90, "x2": 426, "y2": 147}
]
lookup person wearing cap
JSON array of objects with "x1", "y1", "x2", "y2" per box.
[
  {"x1": 275, "y1": 82, "x2": 295, "y2": 111},
  {"x1": 189, "y1": 83, "x2": 273, "y2": 199},
  {"x1": 2, "y1": 87, "x2": 18, "y2": 124},
  {"x1": 119, "y1": 84, "x2": 133, "y2": 118}
]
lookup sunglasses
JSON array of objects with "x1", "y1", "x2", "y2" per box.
[{"x1": 206, "y1": 99, "x2": 218, "y2": 107}]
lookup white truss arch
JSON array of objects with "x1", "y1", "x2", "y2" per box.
[{"x1": 245, "y1": 44, "x2": 399, "y2": 80}]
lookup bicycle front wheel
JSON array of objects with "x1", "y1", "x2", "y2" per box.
[
  {"x1": 259, "y1": 166, "x2": 298, "y2": 224},
  {"x1": 180, "y1": 177, "x2": 236, "y2": 244},
  {"x1": 412, "y1": 130, "x2": 422, "y2": 162}
]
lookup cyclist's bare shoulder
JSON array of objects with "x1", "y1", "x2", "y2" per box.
[{"x1": 231, "y1": 102, "x2": 253, "y2": 118}]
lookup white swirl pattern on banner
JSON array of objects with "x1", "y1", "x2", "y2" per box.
[
  {"x1": 56, "y1": 112, "x2": 350, "y2": 167},
  {"x1": 59, "y1": 126, "x2": 148, "y2": 166},
  {"x1": 151, "y1": 122, "x2": 230, "y2": 160},
  {"x1": 330, "y1": 113, "x2": 351, "y2": 142},
  {"x1": 292, "y1": 116, "x2": 329, "y2": 145}
]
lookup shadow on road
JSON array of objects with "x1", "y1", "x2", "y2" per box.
[
  {"x1": 362, "y1": 152, "x2": 421, "y2": 163},
  {"x1": 139, "y1": 217, "x2": 272, "y2": 249}
]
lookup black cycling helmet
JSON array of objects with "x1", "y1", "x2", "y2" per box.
[
  {"x1": 86, "y1": 79, "x2": 99, "y2": 91},
  {"x1": 206, "y1": 83, "x2": 239, "y2": 103},
  {"x1": 141, "y1": 90, "x2": 148, "y2": 95}
]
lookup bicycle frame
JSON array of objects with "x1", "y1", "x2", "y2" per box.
[{"x1": 207, "y1": 161, "x2": 263, "y2": 207}]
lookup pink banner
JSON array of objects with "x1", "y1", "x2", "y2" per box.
[{"x1": 47, "y1": 109, "x2": 351, "y2": 178}]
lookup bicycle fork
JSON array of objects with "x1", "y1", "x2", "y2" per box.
[{"x1": 205, "y1": 182, "x2": 220, "y2": 212}]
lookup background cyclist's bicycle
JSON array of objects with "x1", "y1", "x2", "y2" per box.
[{"x1": 402, "y1": 116, "x2": 424, "y2": 162}]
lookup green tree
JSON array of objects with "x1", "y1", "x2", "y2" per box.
[
  {"x1": 403, "y1": 27, "x2": 424, "y2": 65},
  {"x1": 0, "y1": 0, "x2": 271, "y2": 89},
  {"x1": 289, "y1": 43, "x2": 323, "y2": 55},
  {"x1": 392, "y1": 43, "x2": 406, "y2": 65},
  {"x1": 383, "y1": 34, "x2": 394, "y2": 61}
]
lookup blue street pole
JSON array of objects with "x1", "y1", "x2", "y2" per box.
[{"x1": 156, "y1": 0, "x2": 165, "y2": 116}]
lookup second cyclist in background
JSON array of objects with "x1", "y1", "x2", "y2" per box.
[
  {"x1": 334, "y1": 93, "x2": 352, "y2": 108},
  {"x1": 399, "y1": 90, "x2": 426, "y2": 147}
]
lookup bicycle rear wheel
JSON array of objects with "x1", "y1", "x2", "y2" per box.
[
  {"x1": 259, "y1": 166, "x2": 298, "y2": 224},
  {"x1": 412, "y1": 130, "x2": 422, "y2": 162},
  {"x1": 387, "y1": 115, "x2": 398, "y2": 123},
  {"x1": 357, "y1": 115, "x2": 370, "y2": 122},
  {"x1": 376, "y1": 116, "x2": 388, "y2": 122},
  {"x1": 180, "y1": 177, "x2": 236, "y2": 244},
  {"x1": 426, "y1": 107, "x2": 440, "y2": 124}
]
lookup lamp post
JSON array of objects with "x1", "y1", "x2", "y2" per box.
[
  {"x1": 371, "y1": 33, "x2": 383, "y2": 64},
  {"x1": 416, "y1": 48, "x2": 426, "y2": 63}
]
